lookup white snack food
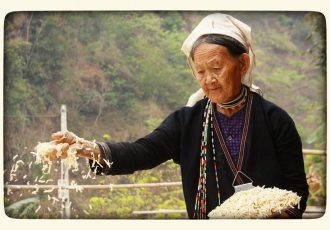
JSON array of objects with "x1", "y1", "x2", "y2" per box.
[{"x1": 208, "y1": 186, "x2": 301, "y2": 219}]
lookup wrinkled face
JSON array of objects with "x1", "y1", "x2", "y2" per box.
[{"x1": 191, "y1": 43, "x2": 245, "y2": 104}]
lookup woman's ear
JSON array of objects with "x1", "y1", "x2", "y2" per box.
[{"x1": 239, "y1": 53, "x2": 250, "y2": 77}]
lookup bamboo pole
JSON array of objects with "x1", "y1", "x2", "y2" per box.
[
  {"x1": 302, "y1": 149, "x2": 326, "y2": 156},
  {"x1": 4, "y1": 150, "x2": 325, "y2": 191},
  {"x1": 4, "y1": 182, "x2": 183, "y2": 190},
  {"x1": 59, "y1": 105, "x2": 70, "y2": 219}
]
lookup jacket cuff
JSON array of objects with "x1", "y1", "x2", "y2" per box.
[{"x1": 89, "y1": 142, "x2": 113, "y2": 175}]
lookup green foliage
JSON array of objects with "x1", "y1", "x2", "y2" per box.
[
  {"x1": 102, "y1": 133, "x2": 112, "y2": 141},
  {"x1": 7, "y1": 202, "x2": 38, "y2": 218},
  {"x1": 155, "y1": 196, "x2": 186, "y2": 219},
  {"x1": 4, "y1": 196, "x2": 11, "y2": 207},
  {"x1": 305, "y1": 12, "x2": 326, "y2": 75},
  {"x1": 304, "y1": 155, "x2": 326, "y2": 206},
  {"x1": 278, "y1": 14, "x2": 295, "y2": 27},
  {"x1": 306, "y1": 123, "x2": 326, "y2": 149},
  {"x1": 5, "y1": 197, "x2": 40, "y2": 218},
  {"x1": 88, "y1": 196, "x2": 109, "y2": 217},
  {"x1": 32, "y1": 163, "x2": 44, "y2": 179},
  {"x1": 144, "y1": 118, "x2": 163, "y2": 132},
  {"x1": 267, "y1": 67, "x2": 306, "y2": 87}
]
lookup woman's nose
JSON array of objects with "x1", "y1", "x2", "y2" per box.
[{"x1": 205, "y1": 72, "x2": 215, "y2": 84}]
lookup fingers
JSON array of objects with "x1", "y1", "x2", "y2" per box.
[
  {"x1": 51, "y1": 131, "x2": 77, "y2": 144},
  {"x1": 58, "y1": 143, "x2": 69, "y2": 159},
  {"x1": 48, "y1": 147, "x2": 58, "y2": 161},
  {"x1": 51, "y1": 131, "x2": 64, "y2": 141},
  {"x1": 36, "y1": 131, "x2": 81, "y2": 163},
  {"x1": 43, "y1": 145, "x2": 57, "y2": 161},
  {"x1": 34, "y1": 142, "x2": 69, "y2": 162},
  {"x1": 62, "y1": 143, "x2": 70, "y2": 152}
]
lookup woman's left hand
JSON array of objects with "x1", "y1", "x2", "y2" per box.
[{"x1": 271, "y1": 210, "x2": 291, "y2": 219}]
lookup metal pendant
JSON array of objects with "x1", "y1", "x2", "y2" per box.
[{"x1": 232, "y1": 171, "x2": 255, "y2": 193}]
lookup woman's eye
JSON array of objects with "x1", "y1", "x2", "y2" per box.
[{"x1": 212, "y1": 67, "x2": 223, "y2": 73}]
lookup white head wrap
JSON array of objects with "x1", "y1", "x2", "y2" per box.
[{"x1": 182, "y1": 13, "x2": 262, "y2": 107}]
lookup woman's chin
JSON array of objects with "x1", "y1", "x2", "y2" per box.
[
  {"x1": 205, "y1": 90, "x2": 225, "y2": 102},
  {"x1": 207, "y1": 94, "x2": 224, "y2": 104},
  {"x1": 209, "y1": 98, "x2": 222, "y2": 104}
]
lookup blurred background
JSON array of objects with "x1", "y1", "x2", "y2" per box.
[{"x1": 3, "y1": 11, "x2": 326, "y2": 219}]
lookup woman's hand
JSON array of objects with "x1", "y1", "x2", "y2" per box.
[
  {"x1": 268, "y1": 208, "x2": 292, "y2": 219},
  {"x1": 271, "y1": 210, "x2": 290, "y2": 219},
  {"x1": 33, "y1": 130, "x2": 102, "y2": 165},
  {"x1": 33, "y1": 141, "x2": 70, "y2": 161},
  {"x1": 51, "y1": 130, "x2": 78, "y2": 145},
  {"x1": 51, "y1": 131, "x2": 102, "y2": 162}
]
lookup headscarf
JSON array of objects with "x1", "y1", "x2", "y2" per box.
[{"x1": 182, "y1": 13, "x2": 262, "y2": 107}]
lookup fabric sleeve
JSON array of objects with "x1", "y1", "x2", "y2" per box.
[
  {"x1": 270, "y1": 108, "x2": 309, "y2": 217},
  {"x1": 89, "y1": 109, "x2": 182, "y2": 175},
  {"x1": 89, "y1": 142, "x2": 113, "y2": 175}
]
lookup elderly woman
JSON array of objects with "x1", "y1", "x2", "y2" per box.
[{"x1": 49, "y1": 13, "x2": 309, "y2": 219}]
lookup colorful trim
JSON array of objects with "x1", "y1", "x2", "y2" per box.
[
  {"x1": 213, "y1": 91, "x2": 253, "y2": 185},
  {"x1": 193, "y1": 90, "x2": 253, "y2": 219}
]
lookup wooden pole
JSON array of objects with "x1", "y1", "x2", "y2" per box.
[
  {"x1": 58, "y1": 105, "x2": 70, "y2": 219},
  {"x1": 5, "y1": 182, "x2": 183, "y2": 190},
  {"x1": 302, "y1": 149, "x2": 326, "y2": 156}
]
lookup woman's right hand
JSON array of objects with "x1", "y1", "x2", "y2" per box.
[
  {"x1": 51, "y1": 130, "x2": 78, "y2": 145},
  {"x1": 33, "y1": 141, "x2": 70, "y2": 161},
  {"x1": 33, "y1": 131, "x2": 85, "y2": 161},
  {"x1": 51, "y1": 130, "x2": 102, "y2": 162}
]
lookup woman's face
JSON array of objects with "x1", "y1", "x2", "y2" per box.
[{"x1": 192, "y1": 43, "x2": 246, "y2": 104}]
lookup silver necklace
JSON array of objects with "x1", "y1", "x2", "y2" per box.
[{"x1": 217, "y1": 86, "x2": 247, "y2": 110}]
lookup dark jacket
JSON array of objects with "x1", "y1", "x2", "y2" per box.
[{"x1": 91, "y1": 92, "x2": 309, "y2": 218}]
